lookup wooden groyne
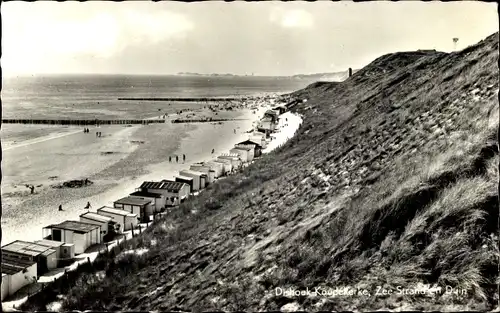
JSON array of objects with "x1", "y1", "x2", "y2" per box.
[
  {"x1": 118, "y1": 97, "x2": 251, "y2": 102},
  {"x1": 1, "y1": 119, "x2": 166, "y2": 126},
  {"x1": 171, "y1": 118, "x2": 247, "y2": 123}
]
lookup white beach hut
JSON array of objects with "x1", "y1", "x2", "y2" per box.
[
  {"x1": 42, "y1": 221, "x2": 101, "y2": 255},
  {"x1": 230, "y1": 146, "x2": 254, "y2": 163},
  {"x1": 204, "y1": 161, "x2": 224, "y2": 178},
  {"x1": 212, "y1": 159, "x2": 232, "y2": 175},
  {"x1": 234, "y1": 143, "x2": 257, "y2": 160},
  {"x1": 79, "y1": 212, "x2": 115, "y2": 241},
  {"x1": 175, "y1": 175, "x2": 194, "y2": 194},
  {"x1": 189, "y1": 164, "x2": 215, "y2": 183},
  {"x1": 35, "y1": 239, "x2": 75, "y2": 262},
  {"x1": 1, "y1": 257, "x2": 37, "y2": 301},
  {"x1": 1, "y1": 241, "x2": 58, "y2": 275},
  {"x1": 179, "y1": 170, "x2": 203, "y2": 191},
  {"x1": 129, "y1": 190, "x2": 163, "y2": 213},
  {"x1": 97, "y1": 206, "x2": 138, "y2": 231},
  {"x1": 218, "y1": 153, "x2": 242, "y2": 167},
  {"x1": 114, "y1": 196, "x2": 154, "y2": 222}
]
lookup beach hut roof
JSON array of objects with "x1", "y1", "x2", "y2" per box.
[
  {"x1": 160, "y1": 180, "x2": 187, "y2": 192},
  {"x1": 237, "y1": 141, "x2": 261, "y2": 148},
  {"x1": 265, "y1": 110, "x2": 278, "y2": 116},
  {"x1": 46, "y1": 220, "x2": 100, "y2": 234},
  {"x1": 97, "y1": 206, "x2": 137, "y2": 217},
  {"x1": 2, "y1": 240, "x2": 55, "y2": 257},
  {"x1": 34, "y1": 239, "x2": 65, "y2": 248},
  {"x1": 231, "y1": 146, "x2": 253, "y2": 151},
  {"x1": 140, "y1": 180, "x2": 185, "y2": 192},
  {"x1": 80, "y1": 212, "x2": 113, "y2": 223},
  {"x1": 115, "y1": 196, "x2": 152, "y2": 206},
  {"x1": 175, "y1": 175, "x2": 194, "y2": 181},
  {"x1": 130, "y1": 190, "x2": 163, "y2": 198},
  {"x1": 190, "y1": 164, "x2": 211, "y2": 171},
  {"x1": 243, "y1": 139, "x2": 263, "y2": 147},
  {"x1": 1, "y1": 256, "x2": 36, "y2": 275},
  {"x1": 180, "y1": 169, "x2": 207, "y2": 177}
]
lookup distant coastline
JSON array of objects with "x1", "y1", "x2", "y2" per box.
[{"x1": 176, "y1": 70, "x2": 358, "y2": 80}]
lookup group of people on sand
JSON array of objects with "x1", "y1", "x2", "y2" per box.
[
  {"x1": 169, "y1": 154, "x2": 187, "y2": 163},
  {"x1": 58, "y1": 201, "x2": 91, "y2": 212},
  {"x1": 84, "y1": 128, "x2": 102, "y2": 137}
]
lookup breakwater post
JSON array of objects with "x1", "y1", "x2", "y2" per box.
[
  {"x1": 1, "y1": 119, "x2": 167, "y2": 126},
  {"x1": 117, "y1": 97, "x2": 250, "y2": 102}
]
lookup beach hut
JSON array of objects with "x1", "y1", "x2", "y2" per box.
[
  {"x1": 273, "y1": 105, "x2": 287, "y2": 115},
  {"x1": 1, "y1": 273, "x2": 8, "y2": 301},
  {"x1": 138, "y1": 180, "x2": 190, "y2": 207},
  {"x1": 2, "y1": 241, "x2": 58, "y2": 275},
  {"x1": 249, "y1": 133, "x2": 267, "y2": 147},
  {"x1": 236, "y1": 140, "x2": 262, "y2": 157},
  {"x1": 1, "y1": 256, "x2": 37, "y2": 301},
  {"x1": 130, "y1": 190, "x2": 163, "y2": 212},
  {"x1": 257, "y1": 118, "x2": 275, "y2": 137},
  {"x1": 218, "y1": 154, "x2": 242, "y2": 169},
  {"x1": 114, "y1": 196, "x2": 153, "y2": 222},
  {"x1": 79, "y1": 212, "x2": 116, "y2": 242},
  {"x1": 179, "y1": 170, "x2": 204, "y2": 191},
  {"x1": 200, "y1": 174, "x2": 207, "y2": 188},
  {"x1": 35, "y1": 239, "x2": 75, "y2": 262},
  {"x1": 175, "y1": 175, "x2": 194, "y2": 193},
  {"x1": 190, "y1": 164, "x2": 215, "y2": 183},
  {"x1": 212, "y1": 159, "x2": 232, "y2": 175},
  {"x1": 97, "y1": 206, "x2": 138, "y2": 231},
  {"x1": 230, "y1": 145, "x2": 254, "y2": 162},
  {"x1": 204, "y1": 161, "x2": 224, "y2": 178},
  {"x1": 264, "y1": 110, "x2": 279, "y2": 123},
  {"x1": 42, "y1": 221, "x2": 101, "y2": 254}
]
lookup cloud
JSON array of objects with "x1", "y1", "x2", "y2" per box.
[
  {"x1": 270, "y1": 8, "x2": 314, "y2": 29},
  {"x1": 2, "y1": 5, "x2": 194, "y2": 74},
  {"x1": 121, "y1": 10, "x2": 194, "y2": 44}
]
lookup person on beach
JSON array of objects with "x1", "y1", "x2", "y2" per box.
[
  {"x1": 59, "y1": 204, "x2": 63, "y2": 211},
  {"x1": 96, "y1": 131, "x2": 99, "y2": 137},
  {"x1": 169, "y1": 156, "x2": 172, "y2": 163},
  {"x1": 85, "y1": 178, "x2": 89, "y2": 185},
  {"x1": 183, "y1": 154, "x2": 186, "y2": 162},
  {"x1": 85, "y1": 202, "x2": 91, "y2": 210},
  {"x1": 176, "y1": 155, "x2": 179, "y2": 163},
  {"x1": 212, "y1": 148, "x2": 215, "y2": 154},
  {"x1": 29, "y1": 185, "x2": 35, "y2": 194},
  {"x1": 234, "y1": 129, "x2": 236, "y2": 134}
]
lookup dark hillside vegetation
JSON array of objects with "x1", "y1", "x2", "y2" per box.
[{"x1": 20, "y1": 33, "x2": 499, "y2": 312}]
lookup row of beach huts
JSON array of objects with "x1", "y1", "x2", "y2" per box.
[{"x1": 1, "y1": 103, "x2": 293, "y2": 302}]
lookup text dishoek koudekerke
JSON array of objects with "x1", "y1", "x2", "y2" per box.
[{"x1": 275, "y1": 286, "x2": 365, "y2": 297}]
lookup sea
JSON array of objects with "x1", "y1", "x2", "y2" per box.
[{"x1": 2, "y1": 74, "x2": 318, "y2": 120}]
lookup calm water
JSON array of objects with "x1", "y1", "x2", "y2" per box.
[{"x1": 2, "y1": 75, "x2": 317, "y2": 119}]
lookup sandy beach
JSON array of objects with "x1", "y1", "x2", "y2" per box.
[{"x1": 1, "y1": 101, "x2": 273, "y2": 244}]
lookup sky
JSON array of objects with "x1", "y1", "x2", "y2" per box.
[{"x1": 2, "y1": 1, "x2": 498, "y2": 76}]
